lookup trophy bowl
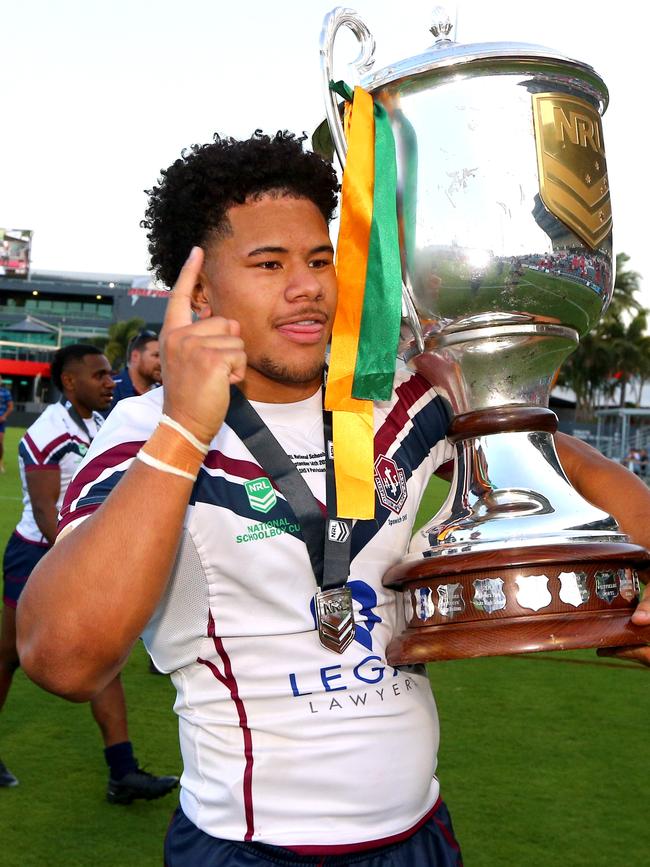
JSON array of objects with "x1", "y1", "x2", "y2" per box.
[{"x1": 320, "y1": 7, "x2": 650, "y2": 662}]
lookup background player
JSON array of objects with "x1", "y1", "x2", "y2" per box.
[{"x1": 0, "y1": 344, "x2": 178, "y2": 801}]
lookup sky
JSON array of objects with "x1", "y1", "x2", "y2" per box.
[{"x1": 1, "y1": 0, "x2": 647, "y2": 303}]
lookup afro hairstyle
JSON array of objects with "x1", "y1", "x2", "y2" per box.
[{"x1": 141, "y1": 130, "x2": 339, "y2": 288}]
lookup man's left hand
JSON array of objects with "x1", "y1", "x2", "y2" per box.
[{"x1": 597, "y1": 581, "x2": 650, "y2": 666}]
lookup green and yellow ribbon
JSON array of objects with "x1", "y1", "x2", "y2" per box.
[{"x1": 325, "y1": 82, "x2": 403, "y2": 519}]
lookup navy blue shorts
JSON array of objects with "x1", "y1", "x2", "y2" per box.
[
  {"x1": 164, "y1": 800, "x2": 463, "y2": 866},
  {"x1": 0, "y1": 422, "x2": 5, "y2": 434},
  {"x1": 2, "y1": 532, "x2": 51, "y2": 608}
]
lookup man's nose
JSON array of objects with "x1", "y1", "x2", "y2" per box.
[{"x1": 284, "y1": 264, "x2": 324, "y2": 301}]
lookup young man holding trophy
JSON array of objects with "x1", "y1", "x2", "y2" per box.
[{"x1": 14, "y1": 131, "x2": 650, "y2": 864}]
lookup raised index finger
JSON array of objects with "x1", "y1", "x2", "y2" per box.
[{"x1": 162, "y1": 246, "x2": 205, "y2": 336}]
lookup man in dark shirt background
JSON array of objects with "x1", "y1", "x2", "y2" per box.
[{"x1": 109, "y1": 330, "x2": 161, "y2": 411}]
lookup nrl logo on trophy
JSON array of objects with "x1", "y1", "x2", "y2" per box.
[
  {"x1": 532, "y1": 93, "x2": 611, "y2": 249},
  {"x1": 319, "y1": 6, "x2": 650, "y2": 662}
]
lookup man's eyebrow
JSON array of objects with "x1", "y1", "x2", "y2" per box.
[
  {"x1": 246, "y1": 244, "x2": 335, "y2": 257},
  {"x1": 247, "y1": 246, "x2": 287, "y2": 257},
  {"x1": 310, "y1": 244, "x2": 335, "y2": 256}
]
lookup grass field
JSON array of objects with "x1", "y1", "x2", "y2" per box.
[{"x1": 1, "y1": 426, "x2": 649, "y2": 866}]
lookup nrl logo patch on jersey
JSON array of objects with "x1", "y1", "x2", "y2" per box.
[
  {"x1": 374, "y1": 454, "x2": 407, "y2": 514},
  {"x1": 244, "y1": 476, "x2": 277, "y2": 514}
]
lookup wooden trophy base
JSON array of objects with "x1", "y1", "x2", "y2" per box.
[{"x1": 384, "y1": 542, "x2": 650, "y2": 664}]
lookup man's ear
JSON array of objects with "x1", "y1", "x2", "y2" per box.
[
  {"x1": 191, "y1": 275, "x2": 213, "y2": 317},
  {"x1": 60, "y1": 368, "x2": 75, "y2": 394}
]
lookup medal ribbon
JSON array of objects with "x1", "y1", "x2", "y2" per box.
[
  {"x1": 325, "y1": 83, "x2": 375, "y2": 520},
  {"x1": 325, "y1": 82, "x2": 402, "y2": 519},
  {"x1": 351, "y1": 98, "x2": 402, "y2": 401},
  {"x1": 226, "y1": 386, "x2": 352, "y2": 594}
]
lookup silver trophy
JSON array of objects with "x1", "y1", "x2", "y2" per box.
[{"x1": 320, "y1": 7, "x2": 650, "y2": 662}]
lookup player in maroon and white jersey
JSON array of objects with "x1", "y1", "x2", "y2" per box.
[
  {"x1": 0, "y1": 345, "x2": 178, "y2": 802},
  {"x1": 15, "y1": 134, "x2": 650, "y2": 864}
]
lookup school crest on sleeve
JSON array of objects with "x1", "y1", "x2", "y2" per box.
[{"x1": 374, "y1": 454, "x2": 407, "y2": 514}]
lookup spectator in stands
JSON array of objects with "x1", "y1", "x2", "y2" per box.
[{"x1": 625, "y1": 447, "x2": 642, "y2": 475}]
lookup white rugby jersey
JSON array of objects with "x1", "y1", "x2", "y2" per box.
[
  {"x1": 60, "y1": 372, "x2": 453, "y2": 849},
  {"x1": 16, "y1": 402, "x2": 100, "y2": 544}
]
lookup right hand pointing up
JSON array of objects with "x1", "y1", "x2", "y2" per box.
[{"x1": 160, "y1": 246, "x2": 247, "y2": 445}]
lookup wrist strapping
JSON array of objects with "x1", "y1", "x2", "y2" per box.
[
  {"x1": 137, "y1": 421, "x2": 207, "y2": 481},
  {"x1": 159, "y1": 414, "x2": 210, "y2": 455},
  {"x1": 136, "y1": 449, "x2": 197, "y2": 481}
]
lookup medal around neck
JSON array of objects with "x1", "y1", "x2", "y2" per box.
[{"x1": 315, "y1": 587, "x2": 355, "y2": 653}]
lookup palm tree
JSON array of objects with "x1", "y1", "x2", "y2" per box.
[
  {"x1": 559, "y1": 331, "x2": 611, "y2": 419},
  {"x1": 557, "y1": 252, "x2": 646, "y2": 417},
  {"x1": 602, "y1": 309, "x2": 649, "y2": 406},
  {"x1": 103, "y1": 318, "x2": 146, "y2": 369},
  {"x1": 606, "y1": 253, "x2": 642, "y2": 323}
]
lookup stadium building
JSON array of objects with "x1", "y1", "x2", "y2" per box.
[{"x1": 0, "y1": 268, "x2": 167, "y2": 423}]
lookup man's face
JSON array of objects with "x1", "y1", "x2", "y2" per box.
[
  {"x1": 197, "y1": 194, "x2": 337, "y2": 400},
  {"x1": 131, "y1": 340, "x2": 162, "y2": 385},
  {"x1": 66, "y1": 354, "x2": 115, "y2": 412}
]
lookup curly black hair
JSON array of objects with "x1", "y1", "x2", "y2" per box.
[{"x1": 141, "y1": 130, "x2": 339, "y2": 288}]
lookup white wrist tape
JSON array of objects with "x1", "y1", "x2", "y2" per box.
[
  {"x1": 160, "y1": 414, "x2": 210, "y2": 455},
  {"x1": 136, "y1": 448, "x2": 198, "y2": 481}
]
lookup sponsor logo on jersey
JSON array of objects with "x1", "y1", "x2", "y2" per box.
[
  {"x1": 244, "y1": 476, "x2": 277, "y2": 514},
  {"x1": 374, "y1": 454, "x2": 407, "y2": 514}
]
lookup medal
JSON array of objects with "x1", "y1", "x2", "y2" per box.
[
  {"x1": 315, "y1": 587, "x2": 355, "y2": 653},
  {"x1": 226, "y1": 386, "x2": 360, "y2": 657}
]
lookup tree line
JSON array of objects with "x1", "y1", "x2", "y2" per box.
[{"x1": 558, "y1": 253, "x2": 650, "y2": 419}]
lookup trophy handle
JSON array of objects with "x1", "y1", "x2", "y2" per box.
[
  {"x1": 320, "y1": 8, "x2": 425, "y2": 355},
  {"x1": 319, "y1": 7, "x2": 376, "y2": 169}
]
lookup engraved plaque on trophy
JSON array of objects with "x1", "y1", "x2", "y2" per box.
[{"x1": 319, "y1": 7, "x2": 650, "y2": 662}]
